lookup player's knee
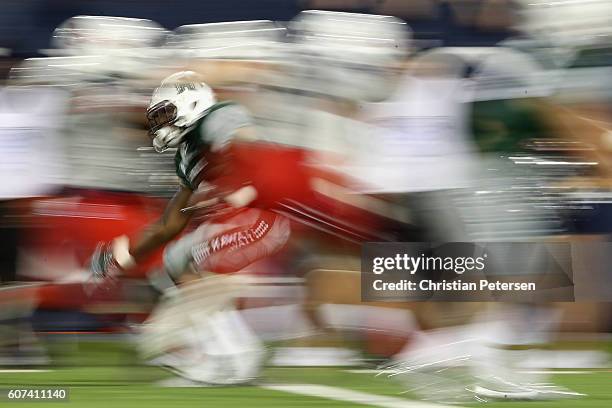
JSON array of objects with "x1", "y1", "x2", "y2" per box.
[{"x1": 163, "y1": 241, "x2": 193, "y2": 281}]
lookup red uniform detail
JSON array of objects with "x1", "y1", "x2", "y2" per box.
[{"x1": 192, "y1": 208, "x2": 290, "y2": 274}]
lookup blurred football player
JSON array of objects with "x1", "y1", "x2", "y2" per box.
[
  {"x1": 9, "y1": 16, "x2": 176, "y2": 285},
  {"x1": 0, "y1": 16, "x2": 173, "y2": 369},
  {"x1": 89, "y1": 71, "x2": 290, "y2": 384}
]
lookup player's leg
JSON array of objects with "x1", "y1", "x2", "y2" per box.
[{"x1": 141, "y1": 209, "x2": 290, "y2": 384}]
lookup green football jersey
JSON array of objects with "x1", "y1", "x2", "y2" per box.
[
  {"x1": 174, "y1": 101, "x2": 251, "y2": 190},
  {"x1": 471, "y1": 98, "x2": 549, "y2": 153}
]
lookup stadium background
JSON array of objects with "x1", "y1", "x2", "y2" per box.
[{"x1": 0, "y1": 1, "x2": 610, "y2": 407}]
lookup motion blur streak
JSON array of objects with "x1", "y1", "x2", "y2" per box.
[{"x1": 0, "y1": 1, "x2": 610, "y2": 407}]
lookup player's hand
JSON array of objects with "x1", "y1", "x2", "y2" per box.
[
  {"x1": 86, "y1": 236, "x2": 134, "y2": 294},
  {"x1": 89, "y1": 241, "x2": 122, "y2": 283}
]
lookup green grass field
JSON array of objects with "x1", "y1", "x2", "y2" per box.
[{"x1": 1, "y1": 340, "x2": 610, "y2": 407}]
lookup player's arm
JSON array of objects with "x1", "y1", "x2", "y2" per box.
[
  {"x1": 193, "y1": 105, "x2": 258, "y2": 210},
  {"x1": 128, "y1": 184, "x2": 193, "y2": 261},
  {"x1": 222, "y1": 126, "x2": 258, "y2": 207},
  {"x1": 89, "y1": 185, "x2": 193, "y2": 279}
]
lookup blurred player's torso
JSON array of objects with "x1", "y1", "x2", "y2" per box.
[
  {"x1": 174, "y1": 101, "x2": 250, "y2": 192},
  {"x1": 65, "y1": 76, "x2": 176, "y2": 194}
]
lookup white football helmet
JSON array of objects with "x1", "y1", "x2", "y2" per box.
[
  {"x1": 51, "y1": 15, "x2": 168, "y2": 55},
  {"x1": 515, "y1": 0, "x2": 612, "y2": 49},
  {"x1": 289, "y1": 10, "x2": 411, "y2": 101},
  {"x1": 147, "y1": 71, "x2": 216, "y2": 152},
  {"x1": 47, "y1": 16, "x2": 171, "y2": 79},
  {"x1": 170, "y1": 20, "x2": 286, "y2": 61}
]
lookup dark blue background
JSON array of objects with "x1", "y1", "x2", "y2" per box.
[{"x1": 0, "y1": 0, "x2": 511, "y2": 57}]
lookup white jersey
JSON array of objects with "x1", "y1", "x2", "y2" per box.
[
  {"x1": 0, "y1": 87, "x2": 67, "y2": 198},
  {"x1": 63, "y1": 78, "x2": 174, "y2": 193},
  {"x1": 12, "y1": 56, "x2": 177, "y2": 195},
  {"x1": 353, "y1": 75, "x2": 478, "y2": 193}
]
